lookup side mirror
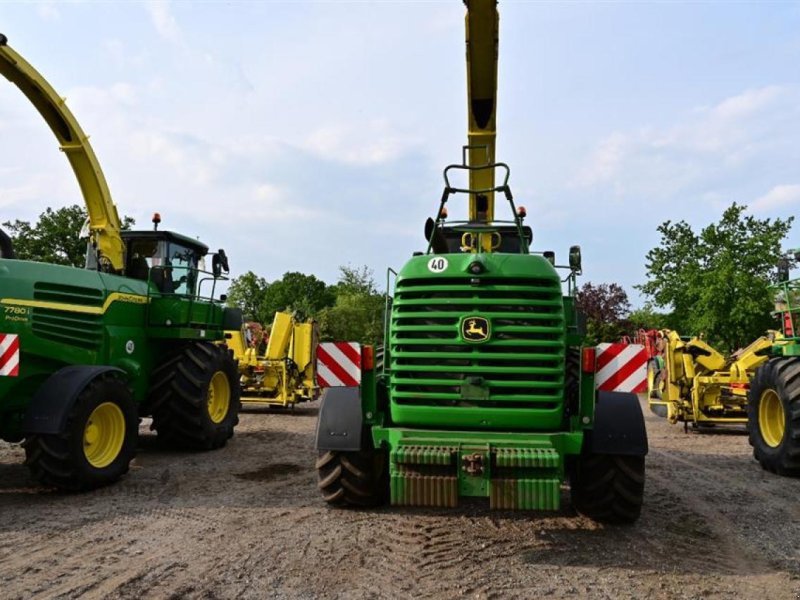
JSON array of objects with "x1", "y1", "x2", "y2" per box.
[
  {"x1": 543, "y1": 251, "x2": 555, "y2": 266},
  {"x1": 569, "y1": 245, "x2": 582, "y2": 274},
  {"x1": 212, "y1": 249, "x2": 230, "y2": 278}
]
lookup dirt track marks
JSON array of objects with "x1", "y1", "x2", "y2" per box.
[{"x1": 1, "y1": 401, "x2": 799, "y2": 599}]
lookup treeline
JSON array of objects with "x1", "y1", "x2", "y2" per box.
[
  {"x1": 226, "y1": 265, "x2": 385, "y2": 345},
  {"x1": 5, "y1": 202, "x2": 795, "y2": 353},
  {"x1": 578, "y1": 203, "x2": 794, "y2": 353}
]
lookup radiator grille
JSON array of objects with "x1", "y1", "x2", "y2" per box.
[{"x1": 390, "y1": 276, "x2": 565, "y2": 409}]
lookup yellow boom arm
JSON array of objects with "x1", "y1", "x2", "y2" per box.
[
  {"x1": 0, "y1": 34, "x2": 125, "y2": 272},
  {"x1": 464, "y1": 0, "x2": 499, "y2": 222}
]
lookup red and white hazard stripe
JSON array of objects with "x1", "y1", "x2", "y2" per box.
[
  {"x1": 0, "y1": 334, "x2": 20, "y2": 377},
  {"x1": 317, "y1": 342, "x2": 361, "y2": 387},
  {"x1": 594, "y1": 343, "x2": 647, "y2": 393}
]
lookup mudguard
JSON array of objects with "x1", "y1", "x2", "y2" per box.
[
  {"x1": 589, "y1": 390, "x2": 649, "y2": 456},
  {"x1": 315, "y1": 386, "x2": 363, "y2": 451},
  {"x1": 23, "y1": 365, "x2": 126, "y2": 435}
]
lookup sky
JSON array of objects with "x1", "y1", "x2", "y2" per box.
[{"x1": 1, "y1": 1, "x2": 799, "y2": 306}]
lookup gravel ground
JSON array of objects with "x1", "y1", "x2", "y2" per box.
[{"x1": 1, "y1": 398, "x2": 799, "y2": 599}]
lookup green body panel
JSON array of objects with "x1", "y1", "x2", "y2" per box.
[
  {"x1": 373, "y1": 426, "x2": 583, "y2": 510},
  {"x1": 389, "y1": 252, "x2": 567, "y2": 430},
  {"x1": 0, "y1": 258, "x2": 228, "y2": 442},
  {"x1": 364, "y1": 250, "x2": 594, "y2": 510}
]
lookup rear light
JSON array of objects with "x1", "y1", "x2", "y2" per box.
[
  {"x1": 581, "y1": 347, "x2": 596, "y2": 373},
  {"x1": 362, "y1": 345, "x2": 374, "y2": 371},
  {"x1": 730, "y1": 382, "x2": 749, "y2": 390}
]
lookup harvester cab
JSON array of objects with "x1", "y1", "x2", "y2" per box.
[{"x1": 0, "y1": 34, "x2": 241, "y2": 491}]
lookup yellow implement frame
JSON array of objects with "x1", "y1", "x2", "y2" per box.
[
  {"x1": 225, "y1": 312, "x2": 319, "y2": 408},
  {"x1": 649, "y1": 329, "x2": 783, "y2": 428}
]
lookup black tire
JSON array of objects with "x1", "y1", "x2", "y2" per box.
[
  {"x1": 747, "y1": 357, "x2": 800, "y2": 476},
  {"x1": 570, "y1": 452, "x2": 645, "y2": 524},
  {"x1": 647, "y1": 359, "x2": 668, "y2": 418},
  {"x1": 23, "y1": 372, "x2": 137, "y2": 491},
  {"x1": 150, "y1": 342, "x2": 240, "y2": 450},
  {"x1": 564, "y1": 347, "x2": 580, "y2": 416},
  {"x1": 316, "y1": 448, "x2": 386, "y2": 507}
]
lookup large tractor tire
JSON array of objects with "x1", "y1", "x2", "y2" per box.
[
  {"x1": 150, "y1": 342, "x2": 240, "y2": 450},
  {"x1": 747, "y1": 357, "x2": 800, "y2": 476},
  {"x1": 570, "y1": 452, "x2": 645, "y2": 524},
  {"x1": 316, "y1": 448, "x2": 386, "y2": 507},
  {"x1": 23, "y1": 372, "x2": 137, "y2": 491}
]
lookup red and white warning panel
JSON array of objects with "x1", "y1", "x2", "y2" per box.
[
  {"x1": 594, "y1": 343, "x2": 647, "y2": 393},
  {"x1": 0, "y1": 334, "x2": 20, "y2": 377},
  {"x1": 317, "y1": 342, "x2": 361, "y2": 387}
]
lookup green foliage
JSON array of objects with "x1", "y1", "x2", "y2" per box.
[
  {"x1": 225, "y1": 270, "x2": 336, "y2": 324},
  {"x1": 639, "y1": 203, "x2": 792, "y2": 352},
  {"x1": 317, "y1": 266, "x2": 385, "y2": 345},
  {"x1": 627, "y1": 304, "x2": 672, "y2": 331},
  {"x1": 575, "y1": 282, "x2": 632, "y2": 345},
  {"x1": 3, "y1": 204, "x2": 134, "y2": 267},
  {"x1": 226, "y1": 271, "x2": 269, "y2": 322},
  {"x1": 261, "y1": 271, "x2": 336, "y2": 319}
]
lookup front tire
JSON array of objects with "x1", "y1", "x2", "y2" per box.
[
  {"x1": 316, "y1": 448, "x2": 386, "y2": 507},
  {"x1": 23, "y1": 372, "x2": 137, "y2": 491},
  {"x1": 570, "y1": 452, "x2": 645, "y2": 524},
  {"x1": 150, "y1": 342, "x2": 241, "y2": 450},
  {"x1": 747, "y1": 357, "x2": 800, "y2": 476}
]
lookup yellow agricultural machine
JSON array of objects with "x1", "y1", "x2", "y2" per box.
[
  {"x1": 225, "y1": 312, "x2": 319, "y2": 407},
  {"x1": 648, "y1": 329, "x2": 782, "y2": 430}
]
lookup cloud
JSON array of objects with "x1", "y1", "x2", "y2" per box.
[
  {"x1": 303, "y1": 120, "x2": 420, "y2": 166},
  {"x1": 575, "y1": 85, "x2": 797, "y2": 195},
  {"x1": 750, "y1": 184, "x2": 800, "y2": 213},
  {"x1": 145, "y1": 1, "x2": 183, "y2": 45},
  {"x1": 36, "y1": 2, "x2": 60, "y2": 21}
]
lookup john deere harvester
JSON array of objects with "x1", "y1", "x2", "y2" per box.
[
  {"x1": 314, "y1": 0, "x2": 648, "y2": 522},
  {"x1": 0, "y1": 34, "x2": 241, "y2": 490},
  {"x1": 747, "y1": 253, "x2": 800, "y2": 476}
]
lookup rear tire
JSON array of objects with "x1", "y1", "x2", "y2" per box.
[
  {"x1": 747, "y1": 357, "x2": 800, "y2": 476},
  {"x1": 570, "y1": 452, "x2": 645, "y2": 524},
  {"x1": 316, "y1": 448, "x2": 386, "y2": 507},
  {"x1": 23, "y1": 372, "x2": 137, "y2": 491},
  {"x1": 150, "y1": 342, "x2": 240, "y2": 450}
]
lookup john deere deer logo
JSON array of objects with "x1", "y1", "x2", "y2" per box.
[{"x1": 462, "y1": 316, "x2": 490, "y2": 343}]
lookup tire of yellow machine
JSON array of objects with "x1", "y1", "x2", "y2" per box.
[
  {"x1": 647, "y1": 359, "x2": 668, "y2": 418},
  {"x1": 23, "y1": 372, "x2": 138, "y2": 490},
  {"x1": 747, "y1": 357, "x2": 800, "y2": 476},
  {"x1": 150, "y1": 342, "x2": 241, "y2": 450}
]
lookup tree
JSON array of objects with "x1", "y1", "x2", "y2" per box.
[
  {"x1": 318, "y1": 265, "x2": 386, "y2": 344},
  {"x1": 627, "y1": 304, "x2": 672, "y2": 332},
  {"x1": 226, "y1": 271, "x2": 268, "y2": 322},
  {"x1": 575, "y1": 282, "x2": 632, "y2": 345},
  {"x1": 639, "y1": 203, "x2": 792, "y2": 352},
  {"x1": 3, "y1": 204, "x2": 135, "y2": 267},
  {"x1": 260, "y1": 272, "x2": 335, "y2": 320}
]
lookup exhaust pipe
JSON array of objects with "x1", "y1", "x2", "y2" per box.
[{"x1": 0, "y1": 228, "x2": 15, "y2": 259}]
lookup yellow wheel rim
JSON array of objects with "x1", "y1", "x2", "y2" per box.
[
  {"x1": 83, "y1": 402, "x2": 126, "y2": 469},
  {"x1": 759, "y1": 389, "x2": 786, "y2": 448},
  {"x1": 207, "y1": 371, "x2": 230, "y2": 424}
]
